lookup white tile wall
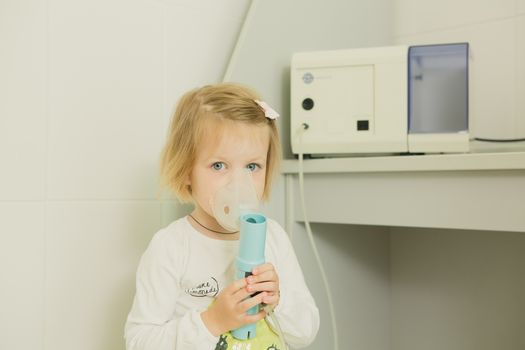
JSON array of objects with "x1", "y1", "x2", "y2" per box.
[
  {"x1": 517, "y1": 16, "x2": 525, "y2": 136},
  {"x1": 163, "y1": 3, "x2": 248, "y2": 130},
  {"x1": 161, "y1": 200, "x2": 193, "y2": 227},
  {"x1": 519, "y1": 0, "x2": 525, "y2": 15},
  {"x1": 44, "y1": 201, "x2": 160, "y2": 350},
  {"x1": 46, "y1": 0, "x2": 164, "y2": 200},
  {"x1": 0, "y1": 0, "x2": 47, "y2": 200},
  {"x1": 393, "y1": 0, "x2": 515, "y2": 37},
  {"x1": 0, "y1": 203, "x2": 45, "y2": 350},
  {"x1": 160, "y1": 0, "x2": 249, "y2": 21}
]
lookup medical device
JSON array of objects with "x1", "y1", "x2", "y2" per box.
[
  {"x1": 211, "y1": 170, "x2": 288, "y2": 348},
  {"x1": 291, "y1": 43, "x2": 469, "y2": 156},
  {"x1": 231, "y1": 213, "x2": 267, "y2": 340}
]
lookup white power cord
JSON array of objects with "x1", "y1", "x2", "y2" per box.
[
  {"x1": 264, "y1": 305, "x2": 289, "y2": 350},
  {"x1": 296, "y1": 123, "x2": 339, "y2": 350},
  {"x1": 261, "y1": 124, "x2": 339, "y2": 350}
]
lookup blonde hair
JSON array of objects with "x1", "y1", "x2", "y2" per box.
[{"x1": 160, "y1": 82, "x2": 281, "y2": 203}]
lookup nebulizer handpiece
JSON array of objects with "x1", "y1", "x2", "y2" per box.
[
  {"x1": 232, "y1": 213, "x2": 266, "y2": 340},
  {"x1": 211, "y1": 169, "x2": 288, "y2": 349}
]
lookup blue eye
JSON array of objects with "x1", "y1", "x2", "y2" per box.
[
  {"x1": 212, "y1": 162, "x2": 225, "y2": 171},
  {"x1": 246, "y1": 163, "x2": 260, "y2": 172}
]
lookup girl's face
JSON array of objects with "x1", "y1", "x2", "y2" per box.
[{"x1": 188, "y1": 120, "x2": 270, "y2": 230}]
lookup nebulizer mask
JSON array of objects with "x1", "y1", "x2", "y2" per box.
[
  {"x1": 211, "y1": 168, "x2": 260, "y2": 232},
  {"x1": 210, "y1": 169, "x2": 288, "y2": 348}
]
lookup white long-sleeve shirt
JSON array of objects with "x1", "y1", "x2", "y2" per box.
[{"x1": 125, "y1": 216, "x2": 319, "y2": 350}]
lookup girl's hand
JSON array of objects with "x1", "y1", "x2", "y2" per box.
[
  {"x1": 201, "y1": 278, "x2": 267, "y2": 336},
  {"x1": 246, "y1": 263, "x2": 280, "y2": 310}
]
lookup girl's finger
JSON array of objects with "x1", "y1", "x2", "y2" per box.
[
  {"x1": 238, "y1": 292, "x2": 267, "y2": 312},
  {"x1": 232, "y1": 284, "x2": 252, "y2": 302},
  {"x1": 252, "y1": 263, "x2": 274, "y2": 275},
  {"x1": 246, "y1": 281, "x2": 278, "y2": 293},
  {"x1": 247, "y1": 270, "x2": 278, "y2": 284},
  {"x1": 225, "y1": 278, "x2": 247, "y2": 294},
  {"x1": 262, "y1": 293, "x2": 279, "y2": 306},
  {"x1": 243, "y1": 310, "x2": 267, "y2": 324}
]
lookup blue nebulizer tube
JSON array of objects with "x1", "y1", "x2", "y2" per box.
[
  {"x1": 231, "y1": 213, "x2": 267, "y2": 340},
  {"x1": 211, "y1": 169, "x2": 288, "y2": 348}
]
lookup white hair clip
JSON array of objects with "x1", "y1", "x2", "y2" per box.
[{"x1": 255, "y1": 100, "x2": 280, "y2": 120}]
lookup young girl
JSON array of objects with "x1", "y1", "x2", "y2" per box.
[{"x1": 124, "y1": 83, "x2": 319, "y2": 350}]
